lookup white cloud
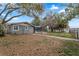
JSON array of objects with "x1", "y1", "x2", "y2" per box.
[
  {"x1": 69, "y1": 17, "x2": 79, "y2": 28},
  {"x1": 50, "y1": 5, "x2": 59, "y2": 10},
  {"x1": 58, "y1": 9, "x2": 65, "y2": 13}
]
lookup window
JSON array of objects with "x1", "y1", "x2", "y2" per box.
[
  {"x1": 25, "y1": 26, "x2": 28, "y2": 30},
  {"x1": 13, "y1": 25, "x2": 19, "y2": 31}
]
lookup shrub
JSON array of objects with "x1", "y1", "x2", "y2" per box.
[{"x1": 0, "y1": 24, "x2": 5, "y2": 36}]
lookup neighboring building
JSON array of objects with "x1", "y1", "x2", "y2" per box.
[
  {"x1": 64, "y1": 28, "x2": 69, "y2": 33},
  {"x1": 6, "y1": 22, "x2": 34, "y2": 34},
  {"x1": 34, "y1": 26, "x2": 42, "y2": 33}
]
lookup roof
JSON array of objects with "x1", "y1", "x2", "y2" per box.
[{"x1": 8, "y1": 22, "x2": 34, "y2": 27}]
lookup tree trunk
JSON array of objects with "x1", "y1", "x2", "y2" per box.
[{"x1": 51, "y1": 27, "x2": 53, "y2": 32}]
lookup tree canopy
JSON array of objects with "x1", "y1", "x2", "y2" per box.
[
  {"x1": 0, "y1": 3, "x2": 44, "y2": 24},
  {"x1": 31, "y1": 15, "x2": 41, "y2": 26}
]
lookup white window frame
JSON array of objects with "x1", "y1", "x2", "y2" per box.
[{"x1": 13, "y1": 25, "x2": 19, "y2": 31}]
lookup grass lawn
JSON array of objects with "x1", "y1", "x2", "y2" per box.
[
  {"x1": 62, "y1": 41, "x2": 79, "y2": 56},
  {"x1": 48, "y1": 32, "x2": 75, "y2": 38}
]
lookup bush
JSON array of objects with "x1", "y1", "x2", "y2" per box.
[
  {"x1": 0, "y1": 30, "x2": 5, "y2": 36},
  {"x1": 0, "y1": 24, "x2": 5, "y2": 36}
]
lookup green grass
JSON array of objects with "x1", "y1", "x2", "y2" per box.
[
  {"x1": 48, "y1": 32, "x2": 74, "y2": 38},
  {"x1": 62, "y1": 41, "x2": 79, "y2": 56}
]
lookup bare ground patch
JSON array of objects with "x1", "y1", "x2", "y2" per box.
[{"x1": 0, "y1": 34, "x2": 64, "y2": 56}]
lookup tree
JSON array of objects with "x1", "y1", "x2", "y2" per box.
[
  {"x1": 41, "y1": 12, "x2": 58, "y2": 32},
  {"x1": 57, "y1": 18, "x2": 68, "y2": 32},
  {"x1": 41, "y1": 10, "x2": 68, "y2": 32},
  {"x1": 0, "y1": 3, "x2": 43, "y2": 24},
  {"x1": 32, "y1": 16, "x2": 41, "y2": 26},
  {"x1": 0, "y1": 3, "x2": 43, "y2": 35},
  {"x1": 65, "y1": 3, "x2": 79, "y2": 20}
]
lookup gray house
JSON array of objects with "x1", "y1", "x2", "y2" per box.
[{"x1": 6, "y1": 22, "x2": 34, "y2": 34}]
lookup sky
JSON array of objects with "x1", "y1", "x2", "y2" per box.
[
  {"x1": 69, "y1": 17, "x2": 79, "y2": 28},
  {"x1": 9, "y1": 3, "x2": 67, "y2": 23},
  {"x1": 0, "y1": 3, "x2": 79, "y2": 28}
]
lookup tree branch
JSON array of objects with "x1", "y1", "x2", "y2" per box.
[
  {"x1": 4, "y1": 14, "x2": 24, "y2": 23},
  {"x1": 2, "y1": 8, "x2": 20, "y2": 23},
  {"x1": 0, "y1": 3, "x2": 9, "y2": 16}
]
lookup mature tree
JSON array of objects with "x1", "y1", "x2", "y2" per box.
[
  {"x1": 0, "y1": 3, "x2": 43, "y2": 24},
  {"x1": 41, "y1": 10, "x2": 68, "y2": 32},
  {"x1": 41, "y1": 12, "x2": 58, "y2": 32},
  {"x1": 0, "y1": 3, "x2": 43, "y2": 35},
  {"x1": 57, "y1": 17, "x2": 68, "y2": 32},
  {"x1": 65, "y1": 3, "x2": 79, "y2": 20}
]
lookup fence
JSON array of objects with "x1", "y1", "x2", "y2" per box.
[{"x1": 69, "y1": 28, "x2": 79, "y2": 39}]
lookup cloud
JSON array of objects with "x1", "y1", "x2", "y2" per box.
[
  {"x1": 58, "y1": 9, "x2": 65, "y2": 13},
  {"x1": 50, "y1": 5, "x2": 59, "y2": 10},
  {"x1": 69, "y1": 17, "x2": 79, "y2": 28}
]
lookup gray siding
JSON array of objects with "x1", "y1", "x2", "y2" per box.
[{"x1": 7, "y1": 24, "x2": 34, "y2": 34}]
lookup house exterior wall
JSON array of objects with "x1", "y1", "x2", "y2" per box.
[{"x1": 7, "y1": 23, "x2": 34, "y2": 34}]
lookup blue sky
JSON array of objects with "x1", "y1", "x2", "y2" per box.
[
  {"x1": 9, "y1": 3, "x2": 67, "y2": 23},
  {"x1": 1, "y1": 3, "x2": 79, "y2": 28}
]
